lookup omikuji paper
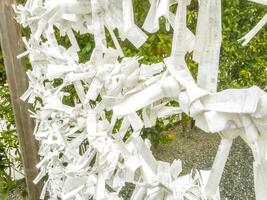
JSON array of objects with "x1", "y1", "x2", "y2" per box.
[{"x1": 15, "y1": 0, "x2": 267, "y2": 200}]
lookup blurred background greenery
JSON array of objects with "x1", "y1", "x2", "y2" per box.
[{"x1": 0, "y1": 0, "x2": 266, "y2": 196}]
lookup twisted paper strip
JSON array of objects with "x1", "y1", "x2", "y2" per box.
[{"x1": 15, "y1": 0, "x2": 267, "y2": 200}]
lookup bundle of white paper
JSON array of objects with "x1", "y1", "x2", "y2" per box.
[{"x1": 15, "y1": 0, "x2": 267, "y2": 200}]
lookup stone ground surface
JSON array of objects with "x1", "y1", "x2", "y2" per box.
[
  {"x1": 8, "y1": 127, "x2": 255, "y2": 200},
  {"x1": 7, "y1": 184, "x2": 25, "y2": 200}
]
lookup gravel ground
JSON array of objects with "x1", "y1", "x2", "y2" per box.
[
  {"x1": 8, "y1": 127, "x2": 254, "y2": 200},
  {"x1": 7, "y1": 188, "x2": 25, "y2": 200}
]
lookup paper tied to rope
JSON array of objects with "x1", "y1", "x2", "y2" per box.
[
  {"x1": 14, "y1": 0, "x2": 148, "y2": 53},
  {"x1": 17, "y1": 35, "x2": 191, "y2": 199},
  {"x1": 15, "y1": 0, "x2": 267, "y2": 199}
]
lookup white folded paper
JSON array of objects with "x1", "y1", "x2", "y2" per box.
[{"x1": 15, "y1": 0, "x2": 267, "y2": 199}]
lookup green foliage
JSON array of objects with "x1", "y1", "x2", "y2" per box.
[
  {"x1": 0, "y1": 50, "x2": 6, "y2": 84},
  {"x1": 142, "y1": 117, "x2": 178, "y2": 147},
  {"x1": 219, "y1": 0, "x2": 267, "y2": 90}
]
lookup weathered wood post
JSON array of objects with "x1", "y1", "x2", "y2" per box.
[{"x1": 0, "y1": 0, "x2": 42, "y2": 199}]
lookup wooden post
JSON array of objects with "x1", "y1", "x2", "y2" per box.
[{"x1": 0, "y1": 0, "x2": 42, "y2": 199}]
